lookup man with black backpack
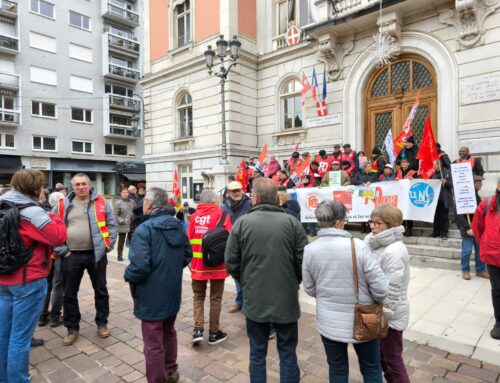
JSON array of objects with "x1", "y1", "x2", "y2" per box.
[
  {"x1": 0, "y1": 169, "x2": 67, "y2": 382},
  {"x1": 187, "y1": 189, "x2": 232, "y2": 346}
]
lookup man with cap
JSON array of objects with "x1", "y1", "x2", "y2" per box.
[
  {"x1": 320, "y1": 160, "x2": 351, "y2": 187},
  {"x1": 396, "y1": 136, "x2": 419, "y2": 171},
  {"x1": 370, "y1": 146, "x2": 387, "y2": 177},
  {"x1": 54, "y1": 183, "x2": 68, "y2": 197},
  {"x1": 222, "y1": 181, "x2": 252, "y2": 313},
  {"x1": 286, "y1": 152, "x2": 303, "y2": 176},
  {"x1": 453, "y1": 146, "x2": 484, "y2": 176},
  {"x1": 457, "y1": 175, "x2": 489, "y2": 280},
  {"x1": 315, "y1": 150, "x2": 333, "y2": 179},
  {"x1": 379, "y1": 164, "x2": 396, "y2": 181},
  {"x1": 331, "y1": 144, "x2": 342, "y2": 162},
  {"x1": 341, "y1": 144, "x2": 359, "y2": 174}
]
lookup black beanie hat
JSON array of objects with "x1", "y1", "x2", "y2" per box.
[
  {"x1": 372, "y1": 146, "x2": 382, "y2": 155},
  {"x1": 319, "y1": 149, "x2": 326, "y2": 156},
  {"x1": 406, "y1": 136, "x2": 415, "y2": 144}
]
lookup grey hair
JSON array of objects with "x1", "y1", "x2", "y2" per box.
[
  {"x1": 253, "y1": 177, "x2": 277, "y2": 205},
  {"x1": 315, "y1": 200, "x2": 347, "y2": 229},
  {"x1": 145, "y1": 187, "x2": 168, "y2": 209},
  {"x1": 200, "y1": 189, "x2": 220, "y2": 204},
  {"x1": 71, "y1": 173, "x2": 90, "y2": 184},
  {"x1": 48, "y1": 192, "x2": 65, "y2": 207}
]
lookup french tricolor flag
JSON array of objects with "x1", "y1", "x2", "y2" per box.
[{"x1": 311, "y1": 68, "x2": 328, "y2": 117}]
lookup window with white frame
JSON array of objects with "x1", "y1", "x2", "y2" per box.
[
  {"x1": 177, "y1": 93, "x2": 192, "y2": 138},
  {"x1": 105, "y1": 143, "x2": 128, "y2": 156},
  {"x1": 0, "y1": 95, "x2": 17, "y2": 124},
  {"x1": 276, "y1": 0, "x2": 295, "y2": 35},
  {"x1": 32, "y1": 101, "x2": 56, "y2": 118},
  {"x1": 30, "y1": 0, "x2": 55, "y2": 19},
  {"x1": 280, "y1": 78, "x2": 302, "y2": 130},
  {"x1": 0, "y1": 133, "x2": 15, "y2": 148},
  {"x1": 105, "y1": 83, "x2": 134, "y2": 97},
  {"x1": 178, "y1": 164, "x2": 193, "y2": 200},
  {"x1": 71, "y1": 107, "x2": 92, "y2": 123},
  {"x1": 69, "y1": 11, "x2": 91, "y2": 31},
  {"x1": 33, "y1": 136, "x2": 57, "y2": 151},
  {"x1": 72, "y1": 140, "x2": 93, "y2": 154},
  {"x1": 105, "y1": 24, "x2": 135, "y2": 40},
  {"x1": 175, "y1": 1, "x2": 191, "y2": 48}
]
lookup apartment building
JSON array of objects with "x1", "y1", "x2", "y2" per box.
[
  {"x1": 0, "y1": 0, "x2": 144, "y2": 194},
  {"x1": 142, "y1": 0, "x2": 500, "y2": 197}
]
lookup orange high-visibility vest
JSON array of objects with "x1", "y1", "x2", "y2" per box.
[
  {"x1": 456, "y1": 156, "x2": 475, "y2": 170},
  {"x1": 57, "y1": 196, "x2": 111, "y2": 250},
  {"x1": 396, "y1": 169, "x2": 417, "y2": 180}
]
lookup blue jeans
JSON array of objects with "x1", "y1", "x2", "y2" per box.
[
  {"x1": 321, "y1": 336, "x2": 382, "y2": 383},
  {"x1": 235, "y1": 280, "x2": 243, "y2": 307},
  {"x1": 246, "y1": 318, "x2": 300, "y2": 383},
  {"x1": 461, "y1": 236, "x2": 486, "y2": 273},
  {"x1": 0, "y1": 278, "x2": 47, "y2": 383}
]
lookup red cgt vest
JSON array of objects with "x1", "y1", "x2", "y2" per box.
[{"x1": 341, "y1": 151, "x2": 356, "y2": 170}]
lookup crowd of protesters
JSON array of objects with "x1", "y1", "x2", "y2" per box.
[{"x1": 0, "y1": 141, "x2": 498, "y2": 382}]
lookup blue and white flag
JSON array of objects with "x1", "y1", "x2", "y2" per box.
[{"x1": 384, "y1": 129, "x2": 396, "y2": 165}]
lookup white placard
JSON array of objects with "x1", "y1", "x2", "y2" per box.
[
  {"x1": 461, "y1": 72, "x2": 500, "y2": 105},
  {"x1": 306, "y1": 114, "x2": 341, "y2": 128},
  {"x1": 451, "y1": 162, "x2": 477, "y2": 215}
]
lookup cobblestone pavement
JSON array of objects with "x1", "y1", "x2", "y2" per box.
[{"x1": 30, "y1": 261, "x2": 500, "y2": 383}]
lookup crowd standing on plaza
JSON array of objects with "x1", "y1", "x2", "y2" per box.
[{"x1": 0, "y1": 138, "x2": 499, "y2": 382}]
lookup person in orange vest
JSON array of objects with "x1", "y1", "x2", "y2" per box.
[
  {"x1": 315, "y1": 150, "x2": 333, "y2": 179},
  {"x1": 395, "y1": 158, "x2": 417, "y2": 180},
  {"x1": 453, "y1": 146, "x2": 484, "y2": 176},
  {"x1": 188, "y1": 190, "x2": 232, "y2": 346},
  {"x1": 370, "y1": 146, "x2": 387, "y2": 177},
  {"x1": 341, "y1": 144, "x2": 359, "y2": 174},
  {"x1": 286, "y1": 152, "x2": 303, "y2": 175},
  {"x1": 53, "y1": 173, "x2": 118, "y2": 346}
]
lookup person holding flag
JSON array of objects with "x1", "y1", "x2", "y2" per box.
[
  {"x1": 396, "y1": 137, "x2": 419, "y2": 171},
  {"x1": 286, "y1": 152, "x2": 303, "y2": 176}
]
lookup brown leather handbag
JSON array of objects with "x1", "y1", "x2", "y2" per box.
[{"x1": 351, "y1": 239, "x2": 388, "y2": 341}]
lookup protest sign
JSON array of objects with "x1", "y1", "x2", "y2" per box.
[
  {"x1": 451, "y1": 162, "x2": 477, "y2": 215},
  {"x1": 328, "y1": 171, "x2": 341, "y2": 187}
]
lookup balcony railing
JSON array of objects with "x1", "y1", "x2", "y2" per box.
[
  {"x1": 105, "y1": 3, "x2": 139, "y2": 25},
  {"x1": 332, "y1": 0, "x2": 380, "y2": 17},
  {"x1": 108, "y1": 33, "x2": 140, "y2": 54},
  {"x1": 0, "y1": 109, "x2": 20, "y2": 124},
  {"x1": 0, "y1": 72, "x2": 19, "y2": 89},
  {"x1": 109, "y1": 94, "x2": 140, "y2": 111},
  {"x1": 109, "y1": 123, "x2": 139, "y2": 138},
  {"x1": 0, "y1": 0, "x2": 17, "y2": 18},
  {"x1": 0, "y1": 35, "x2": 18, "y2": 54},
  {"x1": 107, "y1": 63, "x2": 140, "y2": 82},
  {"x1": 272, "y1": 29, "x2": 307, "y2": 51}
]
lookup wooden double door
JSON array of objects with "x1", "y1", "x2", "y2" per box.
[{"x1": 364, "y1": 54, "x2": 438, "y2": 155}]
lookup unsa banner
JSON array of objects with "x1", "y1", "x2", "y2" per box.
[{"x1": 290, "y1": 179, "x2": 442, "y2": 223}]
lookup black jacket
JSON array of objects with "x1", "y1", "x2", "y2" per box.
[
  {"x1": 456, "y1": 192, "x2": 481, "y2": 237},
  {"x1": 431, "y1": 167, "x2": 454, "y2": 209},
  {"x1": 283, "y1": 200, "x2": 301, "y2": 220},
  {"x1": 438, "y1": 150, "x2": 451, "y2": 170},
  {"x1": 396, "y1": 146, "x2": 419, "y2": 171},
  {"x1": 351, "y1": 171, "x2": 378, "y2": 185}
]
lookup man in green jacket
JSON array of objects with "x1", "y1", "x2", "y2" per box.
[{"x1": 225, "y1": 177, "x2": 308, "y2": 383}]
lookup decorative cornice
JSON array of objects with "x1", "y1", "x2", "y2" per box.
[
  {"x1": 317, "y1": 36, "x2": 354, "y2": 82},
  {"x1": 439, "y1": 0, "x2": 500, "y2": 50}
]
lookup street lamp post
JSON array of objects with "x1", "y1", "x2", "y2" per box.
[{"x1": 204, "y1": 35, "x2": 241, "y2": 165}]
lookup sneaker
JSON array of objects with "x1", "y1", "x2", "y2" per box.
[
  {"x1": 98, "y1": 326, "x2": 110, "y2": 338},
  {"x1": 208, "y1": 330, "x2": 228, "y2": 346},
  {"x1": 228, "y1": 304, "x2": 241, "y2": 314},
  {"x1": 491, "y1": 325, "x2": 500, "y2": 340},
  {"x1": 462, "y1": 272, "x2": 471, "y2": 280},
  {"x1": 167, "y1": 371, "x2": 180, "y2": 383},
  {"x1": 30, "y1": 338, "x2": 44, "y2": 348},
  {"x1": 476, "y1": 271, "x2": 490, "y2": 279},
  {"x1": 192, "y1": 330, "x2": 203, "y2": 344},
  {"x1": 63, "y1": 330, "x2": 79, "y2": 346}
]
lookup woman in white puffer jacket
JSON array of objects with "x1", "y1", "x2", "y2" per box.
[{"x1": 365, "y1": 205, "x2": 411, "y2": 383}]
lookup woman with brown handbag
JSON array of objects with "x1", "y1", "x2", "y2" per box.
[
  {"x1": 365, "y1": 205, "x2": 411, "y2": 383},
  {"x1": 302, "y1": 200, "x2": 388, "y2": 382}
]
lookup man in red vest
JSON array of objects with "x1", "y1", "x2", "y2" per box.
[
  {"x1": 53, "y1": 173, "x2": 118, "y2": 346},
  {"x1": 315, "y1": 150, "x2": 333, "y2": 179},
  {"x1": 341, "y1": 144, "x2": 359, "y2": 174},
  {"x1": 331, "y1": 144, "x2": 342, "y2": 162},
  {"x1": 453, "y1": 146, "x2": 484, "y2": 176}
]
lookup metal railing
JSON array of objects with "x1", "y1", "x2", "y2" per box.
[
  {"x1": 109, "y1": 123, "x2": 138, "y2": 137},
  {"x1": 0, "y1": 0, "x2": 17, "y2": 14},
  {"x1": 332, "y1": 0, "x2": 379, "y2": 16},
  {"x1": 108, "y1": 33, "x2": 140, "y2": 53},
  {"x1": 0, "y1": 109, "x2": 20, "y2": 124},
  {"x1": 0, "y1": 72, "x2": 18, "y2": 88},
  {"x1": 109, "y1": 94, "x2": 139, "y2": 110},
  {"x1": 107, "y1": 3, "x2": 139, "y2": 24},
  {"x1": 108, "y1": 64, "x2": 140, "y2": 81},
  {"x1": 272, "y1": 29, "x2": 307, "y2": 51},
  {"x1": 0, "y1": 35, "x2": 18, "y2": 51}
]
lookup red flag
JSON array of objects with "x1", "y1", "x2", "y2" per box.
[
  {"x1": 255, "y1": 144, "x2": 268, "y2": 173},
  {"x1": 301, "y1": 72, "x2": 311, "y2": 105},
  {"x1": 289, "y1": 156, "x2": 311, "y2": 186},
  {"x1": 173, "y1": 170, "x2": 181, "y2": 197},
  {"x1": 235, "y1": 160, "x2": 248, "y2": 193},
  {"x1": 393, "y1": 128, "x2": 413, "y2": 157},
  {"x1": 416, "y1": 116, "x2": 438, "y2": 179}
]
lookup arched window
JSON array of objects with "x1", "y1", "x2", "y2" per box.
[
  {"x1": 280, "y1": 79, "x2": 302, "y2": 130},
  {"x1": 177, "y1": 92, "x2": 192, "y2": 138}
]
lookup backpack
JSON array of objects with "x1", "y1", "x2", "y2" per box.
[
  {"x1": 201, "y1": 211, "x2": 229, "y2": 267},
  {"x1": 0, "y1": 201, "x2": 37, "y2": 280}
]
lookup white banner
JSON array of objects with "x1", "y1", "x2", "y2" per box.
[
  {"x1": 290, "y1": 180, "x2": 442, "y2": 223},
  {"x1": 451, "y1": 162, "x2": 477, "y2": 215}
]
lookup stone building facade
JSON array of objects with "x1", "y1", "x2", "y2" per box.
[{"x1": 143, "y1": 0, "x2": 500, "y2": 198}]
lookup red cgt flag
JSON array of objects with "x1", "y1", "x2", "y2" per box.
[
  {"x1": 173, "y1": 170, "x2": 182, "y2": 197},
  {"x1": 416, "y1": 116, "x2": 439, "y2": 179},
  {"x1": 235, "y1": 159, "x2": 248, "y2": 192},
  {"x1": 393, "y1": 128, "x2": 413, "y2": 157}
]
